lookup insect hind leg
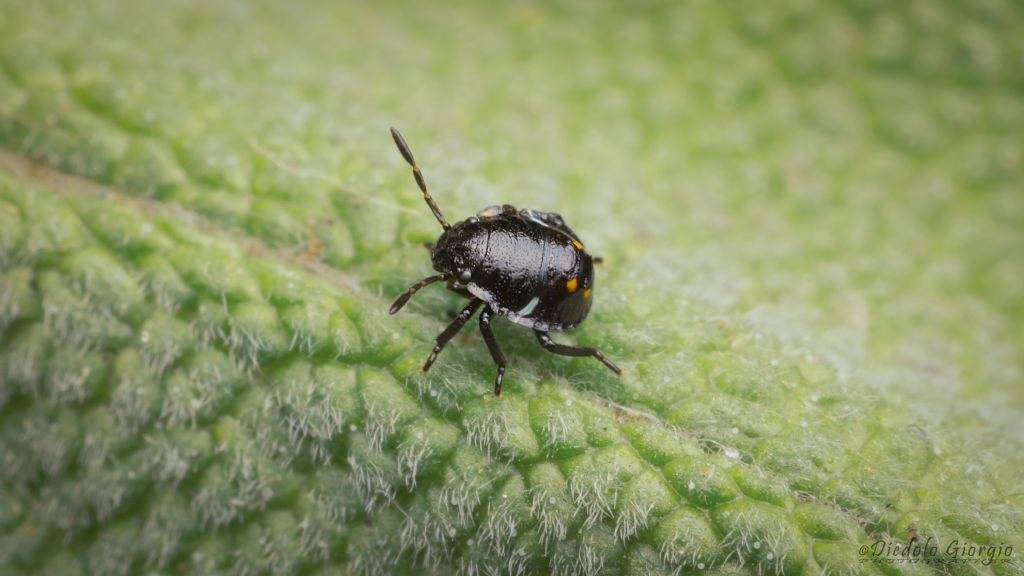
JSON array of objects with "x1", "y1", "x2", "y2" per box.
[{"x1": 534, "y1": 330, "x2": 621, "y2": 375}]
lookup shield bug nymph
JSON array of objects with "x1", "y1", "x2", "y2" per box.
[{"x1": 388, "y1": 128, "x2": 621, "y2": 396}]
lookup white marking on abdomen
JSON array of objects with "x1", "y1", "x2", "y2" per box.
[{"x1": 516, "y1": 296, "x2": 540, "y2": 316}]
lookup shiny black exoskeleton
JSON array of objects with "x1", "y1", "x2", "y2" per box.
[{"x1": 388, "y1": 128, "x2": 621, "y2": 396}]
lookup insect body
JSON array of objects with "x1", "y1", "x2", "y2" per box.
[{"x1": 388, "y1": 128, "x2": 621, "y2": 396}]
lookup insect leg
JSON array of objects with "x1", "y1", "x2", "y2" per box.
[
  {"x1": 478, "y1": 309, "x2": 507, "y2": 396},
  {"x1": 422, "y1": 298, "x2": 482, "y2": 372},
  {"x1": 390, "y1": 127, "x2": 450, "y2": 230},
  {"x1": 389, "y1": 274, "x2": 448, "y2": 315},
  {"x1": 534, "y1": 330, "x2": 621, "y2": 375}
]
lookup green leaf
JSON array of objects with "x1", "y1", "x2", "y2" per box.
[{"x1": 1, "y1": 1, "x2": 1022, "y2": 575}]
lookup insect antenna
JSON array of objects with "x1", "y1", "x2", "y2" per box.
[{"x1": 390, "y1": 127, "x2": 450, "y2": 230}]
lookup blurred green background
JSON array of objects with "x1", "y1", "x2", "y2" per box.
[
  {"x1": 9, "y1": 0, "x2": 1021, "y2": 410},
  {"x1": 0, "y1": 0, "x2": 1022, "y2": 574}
]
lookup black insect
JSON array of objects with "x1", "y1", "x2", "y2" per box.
[{"x1": 388, "y1": 128, "x2": 621, "y2": 396}]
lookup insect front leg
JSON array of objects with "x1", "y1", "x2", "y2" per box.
[{"x1": 389, "y1": 274, "x2": 448, "y2": 315}]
